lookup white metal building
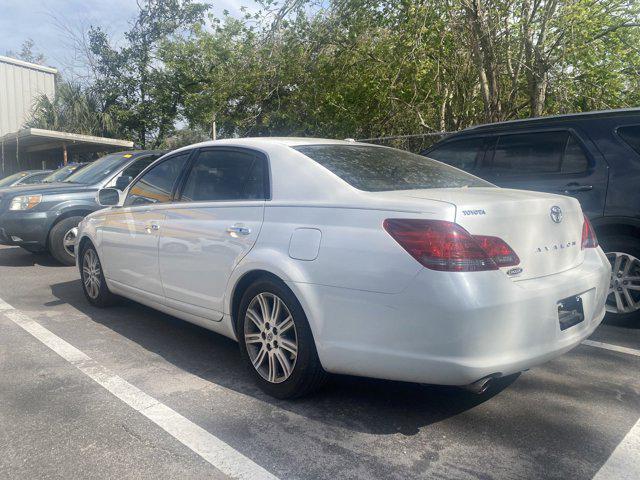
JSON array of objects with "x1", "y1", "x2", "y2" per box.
[
  {"x1": 0, "y1": 55, "x2": 57, "y2": 136},
  {"x1": 0, "y1": 55, "x2": 133, "y2": 176}
]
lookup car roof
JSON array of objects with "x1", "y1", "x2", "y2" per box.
[
  {"x1": 169, "y1": 137, "x2": 371, "y2": 155},
  {"x1": 464, "y1": 107, "x2": 640, "y2": 133}
]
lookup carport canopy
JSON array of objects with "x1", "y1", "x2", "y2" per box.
[{"x1": 0, "y1": 128, "x2": 134, "y2": 174}]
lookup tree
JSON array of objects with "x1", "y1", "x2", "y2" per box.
[
  {"x1": 88, "y1": 0, "x2": 209, "y2": 147},
  {"x1": 25, "y1": 80, "x2": 118, "y2": 137},
  {"x1": 6, "y1": 38, "x2": 46, "y2": 64}
]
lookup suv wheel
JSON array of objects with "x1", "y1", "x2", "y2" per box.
[
  {"x1": 48, "y1": 216, "x2": 84, "y2": 266},
  {"x1": 237, "y1": 279, "x2": 327, "y2": 398},
  {"x1": 600, "y1": 235, "x2": 640, "y2": 321}
]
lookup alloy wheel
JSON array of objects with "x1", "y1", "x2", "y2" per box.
[
  {"x1": 244, "y1": 292, "x2": 298, "y2": 384},
  {"x1": 82, "y1": 249, "x2": 101, "y2": 300},
  {"x1": 606, "y1": 251, "x2": 640, "y2": 314},
  {"x1": 63, "y1": 227, "x2": 78, "y2": 257}
]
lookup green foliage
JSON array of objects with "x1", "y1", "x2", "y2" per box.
[
  {"x1": 39, "y1": 0, "x2": 640, "y2": 146},
  {"x1": 6, "y1": 38, "x2": 46, "y2": 65},
  {"x1": 25, "y1": 81, "x2": 118, "y2": 137}
]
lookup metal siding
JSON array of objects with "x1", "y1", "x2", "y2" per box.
[{"x1": 0, "y1": 58, "x2": 56, "y2": 136}]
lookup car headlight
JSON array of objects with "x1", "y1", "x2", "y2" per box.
[{"x1": 9, "y1": 195, "x2": 42, "y2": 211}]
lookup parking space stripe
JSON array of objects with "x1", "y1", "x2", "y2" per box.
[
  {"x1": 582, "y1": 340, "x2": 640, "y2": 357},
  {"x1": 592, "y1": 417, "x2": 640, "y2": 480},
  {"x1": 1, "y1": 301, "x2": 279, "y2": 480}
]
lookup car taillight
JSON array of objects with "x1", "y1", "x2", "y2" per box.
[
  {"x1": 383, "y1": 219, "x2": 519, "y2": 272},
  {"x1": 581, "y1": 215, "x2": 598, "y2": 249}
]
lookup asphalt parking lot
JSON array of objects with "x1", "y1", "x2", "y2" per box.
[{"x1": 0, "y1": 244, "x2": 638, "y2": 480}]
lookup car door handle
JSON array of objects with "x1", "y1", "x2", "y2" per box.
[
  {"x1": 560, "y1": 183, "x2": 593, "y2": 194},
  {"x1": 145, "y1": 223, "x2": 160, "y2": 233},
  {"x1": 227, "y1": 225, "x2": 251, "y2": 236}
]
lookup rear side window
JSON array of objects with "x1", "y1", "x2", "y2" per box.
[
  {"x1": 294, "y1": 144, "x2": 492, "y2": 191},
  {"x1": 490, "y1": 131, "x2": 588, "y2": 174},
  {"x1": 180, "y1": 149, "x2": 267, "y2": 202},
  {"x1": 125, "y1": 153, "x2": 188, "y2": 206},
  {"x1": 618, "y1": 125, "x2": 640, "y2": 155},
  {"x1": 425, "y1": 137, "x2": 484, "y2": 171}
]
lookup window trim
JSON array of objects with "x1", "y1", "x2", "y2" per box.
[
  {"x1": 123, "y1": 150, "x2": 195, "y2": 207},
  {"x1": 481, "y1": 128, "x2": 594, "y2": 178},
  {"x1": 174, "y1": 146, "x2": 272, "y2": 204}
]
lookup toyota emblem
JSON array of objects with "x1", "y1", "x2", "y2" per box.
[{"x1": 550, "y1": 206, "x2": 563, "y2": 223}]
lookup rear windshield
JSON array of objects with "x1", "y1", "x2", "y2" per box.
[
  {"x1": 64, "y1": 154, "x2": 129, "y2": 185},
  {"x1": 294, "y1": 144, "x2": 493, "y2": 192}
]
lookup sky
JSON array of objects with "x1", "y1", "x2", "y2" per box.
[{"x1": 0, "y1": 0, "x2": 247, "y2": 77}]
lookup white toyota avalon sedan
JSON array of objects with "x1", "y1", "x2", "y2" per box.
[{"x1": 76, "y1": 138, "x2": 611, "y2": 398}]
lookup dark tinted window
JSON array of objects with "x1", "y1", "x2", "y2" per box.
[
  {"x1": 490, "y1": 131, "x2": 588, "y2": 175},
  {"x1": 426, "y1": 138, "x2": 484, "y2": 171},
  {"x1": 492, "y1": 132, "x2": 566, "y2": 173},
  {"x1": 294, "y1": 144, "x2": 492, "y2": 191},
  {"x1": 562, "y1": 135, "x2": 589, "y2": 173},
  {"x1": 618, "y1": 125, "x2": 640, "y2": 155},
  {"x1": 125, "y1": 153, "x2": 188, "y2": 206},
  {"x1": 181, "y1": 149, "x2": 267, "y2": 202},
  {"x1": 20, "y1": 172, "x2": 50, "y2": 184}
]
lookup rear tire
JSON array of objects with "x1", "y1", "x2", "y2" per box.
[
  {"x1": 599, "y1": 234, "x2": 640, "y2": 321},
  {"x1": 237, "y1": 278, "x2": 327, "y2": 399},
  {"x1": 79, "y1": 243, "x2": 116, "y2": 307},
  {"x1": 49, "y1": 216, "x2": 84, "y2": 266}
]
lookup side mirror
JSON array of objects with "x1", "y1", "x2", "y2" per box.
[
  {"x1": 115, "y1": 175, "x2": 133, "y2": 191},
  {"x1": 98, "y1": 188, "x2": 121, "y2": 207}
]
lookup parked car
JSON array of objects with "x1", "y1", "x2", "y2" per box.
[
  {"x1": 41, "y1": 163, "x2": 89, "y2": 183},
  {"x1": 0, "y1": 169, "x2": 53, "y2": 187},
  {"x1": 0, "y1": 150, "x2": 165, "y2": 265},
  {"x1": 76, "y1": 139, "x2": 610, "y2": 398},
  {"x1": 423, "y1": 108, "x2": 640, "y2": 321}
]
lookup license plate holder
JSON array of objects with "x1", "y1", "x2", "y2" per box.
[{"x1": 558, "y1": 295, "x2": 585, "y2": 331}]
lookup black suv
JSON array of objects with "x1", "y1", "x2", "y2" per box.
[
  {"x1": 0, "y1": 150, "x2": 165, "y2": 265},
  {"x1": 423, "y1": 108, "x2": 640, "y2": 320}
]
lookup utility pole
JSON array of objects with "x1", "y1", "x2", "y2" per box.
[{"x1": 211, "y1": 112, "x2": 217, "y2": 141}]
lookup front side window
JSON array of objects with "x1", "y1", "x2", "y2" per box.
[
  {"x1": 490, "y1": 131, "x2": 588, "y2": 175},
  {"x1": 618, "y1": 125, "x2": 640, "y2": 155},
  {"x1": 294, "y1": 144, "x2": 492, "y2": 192},
  {"x1": 125, "y1": 153, "x2": 189, "y2": 206},
  {"x1": 180, "y1": 149, "x2": 267, "y2": 202},
  {"x1": 425, "y1": 137, "x2": 484, "y2": 171}
]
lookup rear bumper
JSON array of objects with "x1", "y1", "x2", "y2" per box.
[
  {"x1": 293, "y1": 247, "x2": 611, "y2": 386},
  {"x1": 0, "y1": 211, "x2": 52, "y2": 249}
]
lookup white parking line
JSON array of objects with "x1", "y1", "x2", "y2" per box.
[
  {"x1": 592, "y1": 417, "x2": 640, "y2": 480},
  {"x1": 582, "y1": 340, "x2": 640, "y2": 357},
  {"x1": 1, "y1": 301, "x2": 279, "y2": 480}
]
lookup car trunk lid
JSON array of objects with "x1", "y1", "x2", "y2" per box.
[{"x1": 397, "y1": 187, "x2": 585, "y2": 280}]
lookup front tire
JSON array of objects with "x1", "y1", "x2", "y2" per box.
[
  {"x1": 600, "y1": 234, "x2": 640, "y2": 321},
  {"x1": 49, "y1": 216, "x2": 84, "y2": 265},
  {"x1": 237, "y1": 279, "x2": 327, "y2": 399},
  {"x1": 80, "y1": 243, "x2": 116, "y2": 307}
]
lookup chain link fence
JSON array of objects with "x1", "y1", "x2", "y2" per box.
[{"x1": 356, "y1": 132, "x2": 452, "y2": 153}]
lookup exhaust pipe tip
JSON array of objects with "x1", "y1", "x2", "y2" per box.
[{"x1": 463, "y1": 374, "x2": 498, "y2": 395}]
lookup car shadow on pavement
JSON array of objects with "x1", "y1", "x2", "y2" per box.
[
  {"x1": 0, "y1": 247, "x2": 63, "y2": 268},
  {"x1": 50, "y1": 278, "x2": 517, "y2": 436}
]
